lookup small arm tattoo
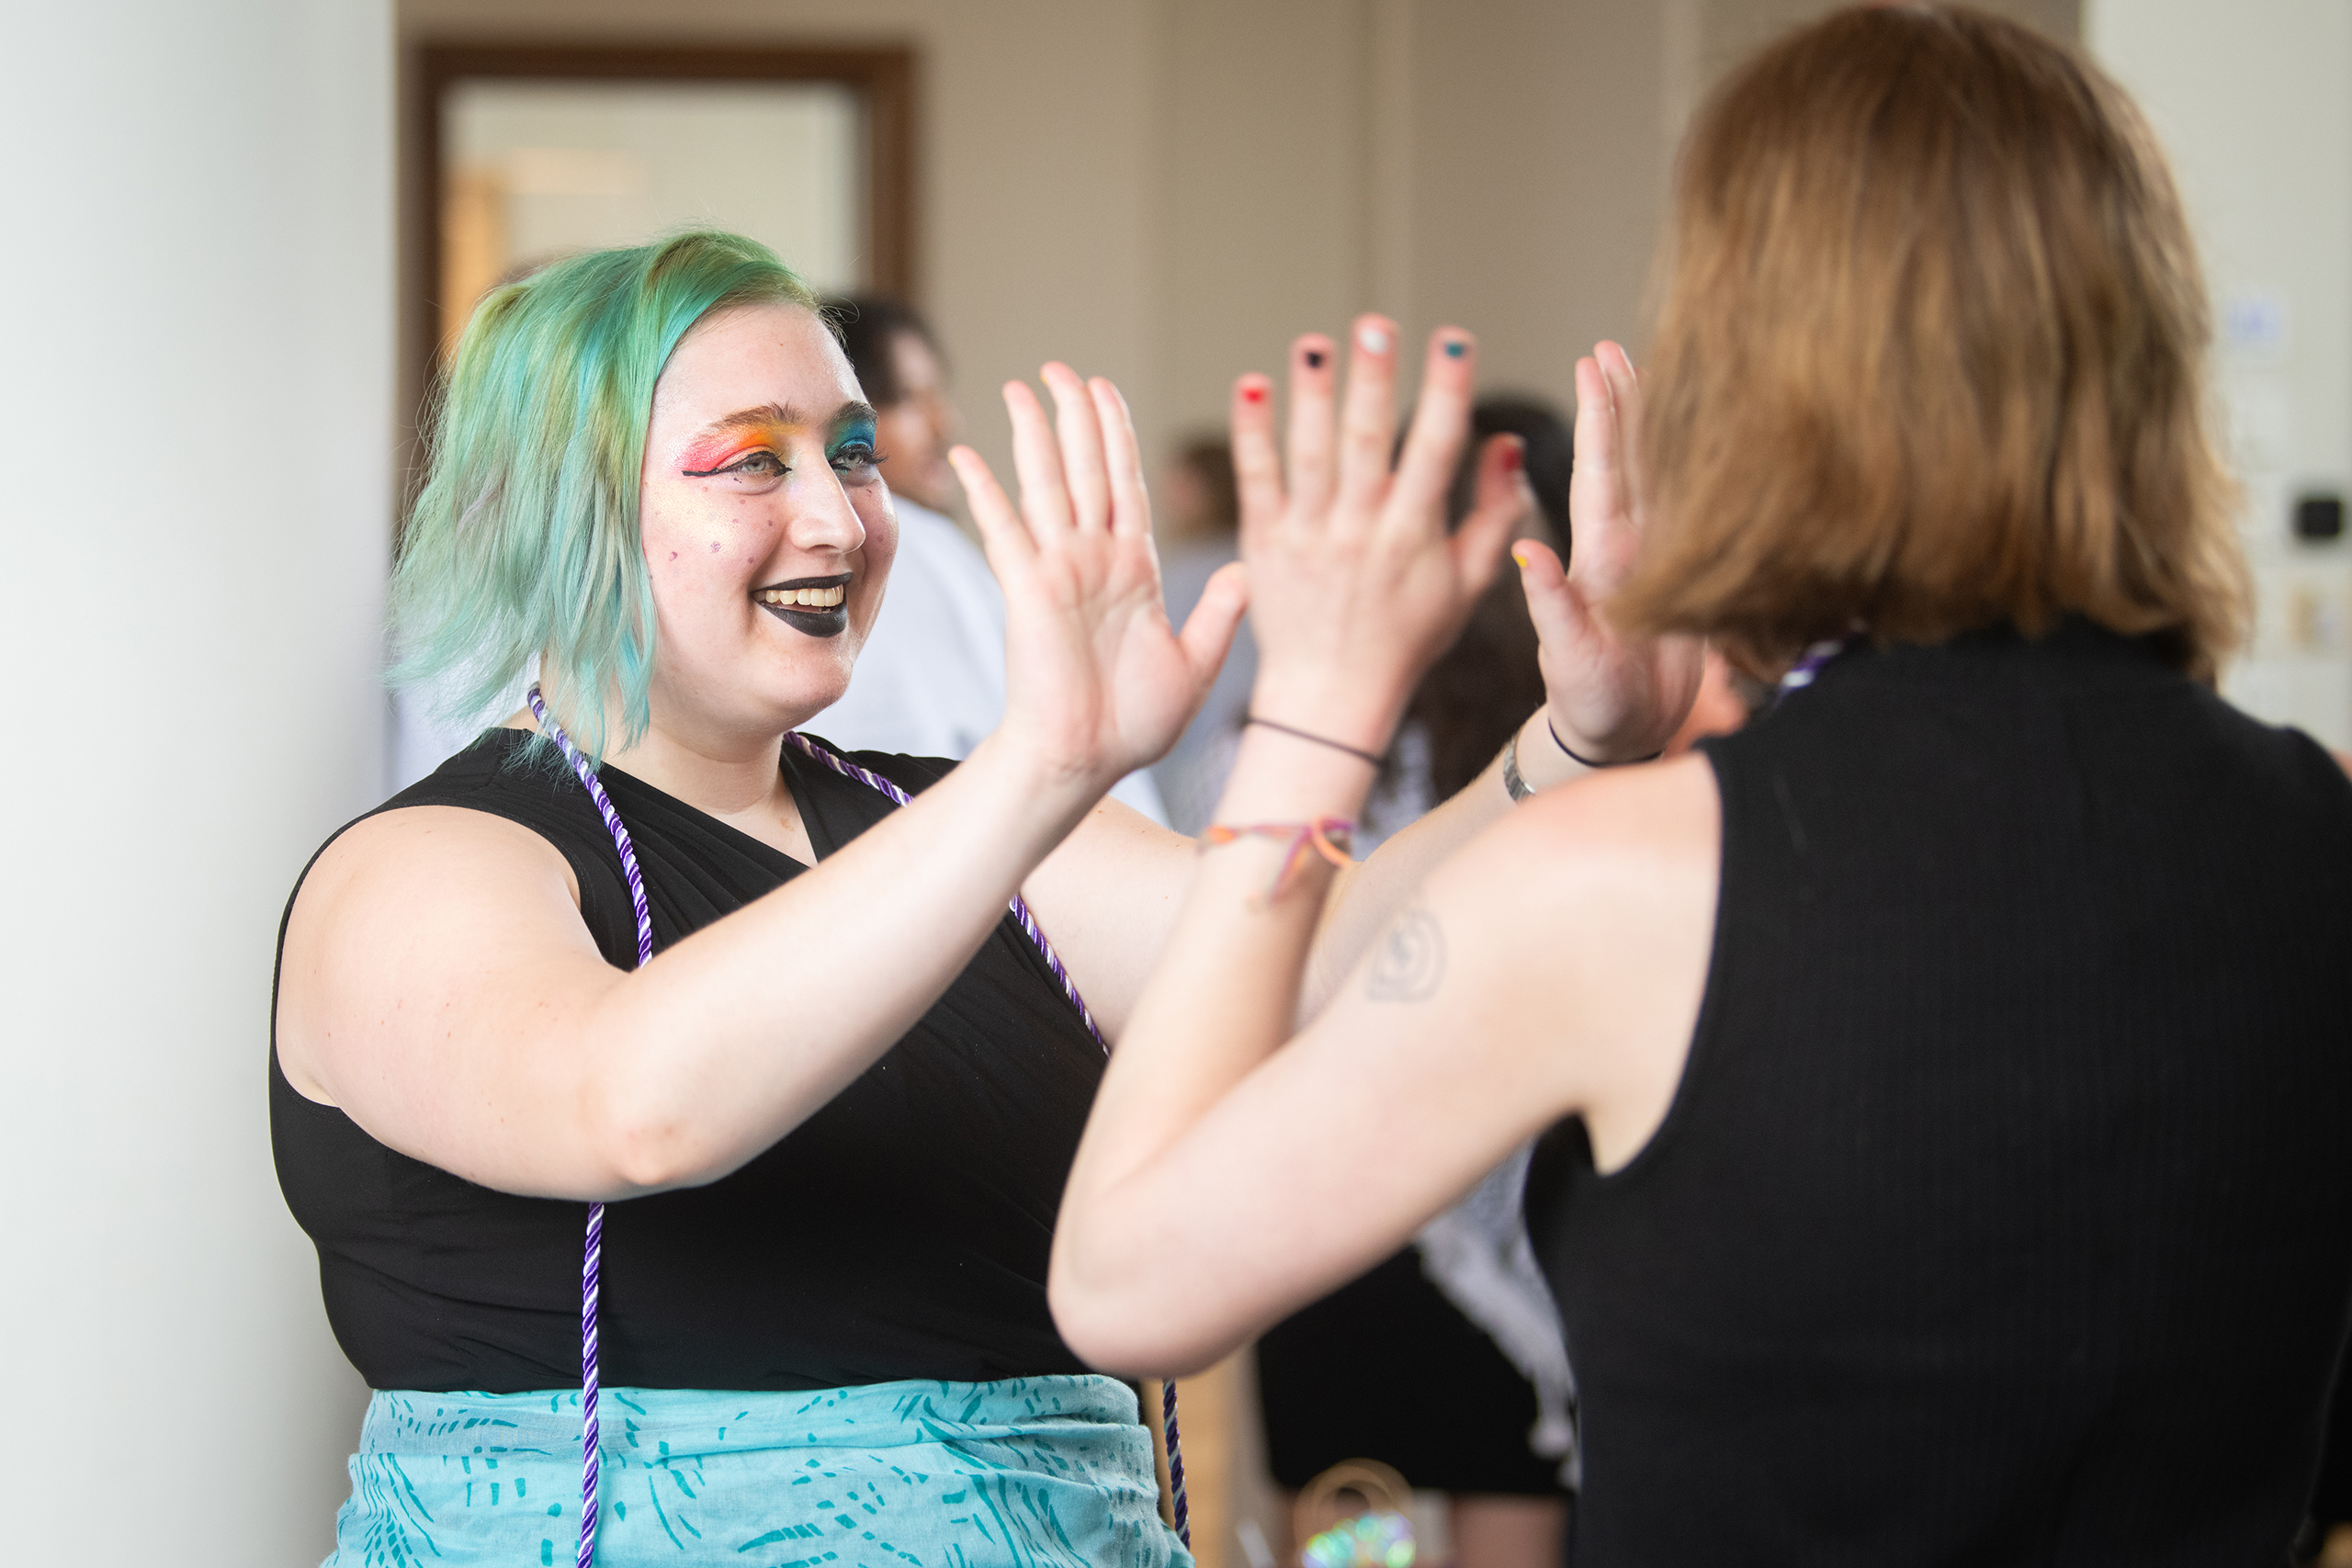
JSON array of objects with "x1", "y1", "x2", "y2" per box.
[{"x1": 1365, "y1": 900, "x2": 1447, "y2": 1003}]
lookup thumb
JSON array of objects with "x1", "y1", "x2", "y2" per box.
[
  {"x1": 1512, "y1": 538, "x2": 1585, "y2": 650},
  {"x1": 1177, "y1": 559, "x2": 1250, "y2": 688}
]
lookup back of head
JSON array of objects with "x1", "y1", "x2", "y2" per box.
[
  {"x1": 1615, "y1": 5, "x2": 2245, "y2": 681},
  {"x1": 393, "y1": 230, "x2": 819, "y2": 763}
]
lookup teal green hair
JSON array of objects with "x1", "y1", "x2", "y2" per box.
[{"x1": 390, "y1": 230, "x2": 821, "y2": 766}]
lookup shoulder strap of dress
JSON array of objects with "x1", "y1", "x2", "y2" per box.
[{"x1": 783, "y1": 731, "x2": 1108, "y2": 1053}]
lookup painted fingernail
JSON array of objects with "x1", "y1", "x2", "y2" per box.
[
  {"x1": 1503, "y1": 438, "x2": 1524, "y2": 470},
  {"x1": 1242, "y1": 383, "x2": 1267, "y2": 404},
  {"x1": 1304, "y1": 348, "x2": 1326, "y2": 369},
  {"x1": 1444, "y1": 338, "x2": 1467, "y2": 358},
  {"x1": 1358, "y1": 322, "x2": 1390, "y2": 355},
  {"x1": 1511, "y1": 543, "x2": 1532, "y2": 567}
]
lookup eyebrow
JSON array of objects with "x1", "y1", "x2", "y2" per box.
[{"x1": 691, "y1": 400, "x2": 880, "y2": 441}]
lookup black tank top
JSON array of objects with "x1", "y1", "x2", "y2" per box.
[
  {"x1": 270, "y1": 729, "x2": 1102, "y2": 1393},
  {"x1": 1525, "y1": 622, "x2": 2352, "y2": 1564}
]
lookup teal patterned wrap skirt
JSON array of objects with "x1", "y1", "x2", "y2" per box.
[{"x1": 325, "y1": 1374, "x2": 1190, "y2": 1568}]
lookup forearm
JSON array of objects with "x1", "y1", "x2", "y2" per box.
[
  {"x1": 1053, "y1": 716, "x2": 1381, "y2": 1327},
  {"x1": 1303, "y1": 706, "x2": 1589, "y2": 1019},
  {"x1": 577, "y1": 733, "x2": 1102, "y2": 1192}
]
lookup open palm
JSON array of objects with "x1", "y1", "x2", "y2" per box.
[
  {"x1": 951, "y1": 364, "x2": 1246, "y2": 789},
  {"x1": 1515, "y1": 342, "x2": 1704, "y2": 761}
]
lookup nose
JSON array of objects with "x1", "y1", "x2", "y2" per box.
[{"x1": 786, "y1": 466, "x2": 866, "y2": 556}]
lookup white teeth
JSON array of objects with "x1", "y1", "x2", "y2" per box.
[{"x1": 758, "y1": 585, "x2": 845, "y2": 609}]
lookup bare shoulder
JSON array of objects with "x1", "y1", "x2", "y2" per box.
[
  {"x1": 1432, "y1": 751, "x2": 1720, "y2": 911},
  {"x1": 276, "y1": 805, "x2": 593, "y2": 1102},
  {"x1": 1410, "y1": 753, "x2": 1721, "y2": 1164}
]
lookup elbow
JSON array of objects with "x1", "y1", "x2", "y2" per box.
[
  {"x1": 583, "y1": 1088, "x2": 708, "y2": 1195},
  {"x1": 1048, "y1": 1238, "x2": 1232, "y2": 1380}
]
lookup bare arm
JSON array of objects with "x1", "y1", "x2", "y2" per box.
[
  {"x1": 1027, "y1": 342, "x2": 1699, "y2": 1036},
  {"x1": 1050, "y1": 758, "x2": 1719, "y2": 1375},
  {"x1": 279, "y1": 362, "x2": 1244, "y2": 1204},
  {"x1": 1051, "y1": 333, "x2": 1712, "y2": 1371},
  {"x1": 278, "y1": 732, "x2": 1103, "y2": 1201}
]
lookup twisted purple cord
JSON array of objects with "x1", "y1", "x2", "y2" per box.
[
  {"x1": 524, "y1": 689, "x2": 1189, "y2": 1556},
  {"x1": 526, "y1": 687, "x2": 641, "y2": 1568},
  {"x1": 1775, "y1": 637, "x2": 1849, "y2": 703},
  {"x1": 783, "y1": 731, "x2": 1191, "y2": 1547}
]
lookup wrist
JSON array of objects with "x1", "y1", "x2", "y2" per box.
[
  {"x1": 963, "y1": 728, "x2": 1110, "y2": 822},
  {"x1": 1246, "y1": 670, "x2": 1404, "y2": 759},
  {"x1": 1539, "y1": 706, "x2": 1666, "y2": 773}
]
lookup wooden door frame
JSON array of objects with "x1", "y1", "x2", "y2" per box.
[{"x1": 402, "y1": 39, "x2": 916, "y2": 460}]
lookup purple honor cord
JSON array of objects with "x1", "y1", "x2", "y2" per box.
[{"x1": 525, "y1": 687, "x2": 1189, "y2": 1559}]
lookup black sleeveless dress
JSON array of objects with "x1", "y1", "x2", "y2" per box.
[
  {"x1": 270, "y1": 729, "x2": 1104, "y2": 1393},
  {"x1": 1525, "y1": 622, "x2": 2352, "y2": 1563}
]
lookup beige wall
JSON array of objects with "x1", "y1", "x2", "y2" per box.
[{"x1": 401, "y1": 0, "x2": 2077, "y2": 488}]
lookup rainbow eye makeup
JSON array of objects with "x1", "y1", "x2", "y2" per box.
[
  {"x1": 679, "y1": 420, "x2": 802, "y2": 480},
  {"x1": 828, "y1": 416, "x2": 882, "y2": 479},
  {"x1": 676, "y1": 402, "x2": 885, "y2": 486}
]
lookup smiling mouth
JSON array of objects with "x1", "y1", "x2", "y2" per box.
[{"x1": 754, "y1": 573, "x2": 851, "y2": 638}]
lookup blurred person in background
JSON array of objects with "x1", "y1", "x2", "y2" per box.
[
  {"x1": 1154, "y1": 437, "x2": 1253, "y2": 832},
  {"x1": 820, "y1": 295, "x2": 1166, "y2": 819},
  {"x1": 272, "y1": 229, "x2": 1639, "y2": 1566},
  {"x1": 1051, "y1": 10, "x2": 2352, "y2": 1565}
]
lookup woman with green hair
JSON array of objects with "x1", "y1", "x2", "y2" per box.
[{"x1": 270, "y1": 229, "x2": 1669, "y2": 1566}]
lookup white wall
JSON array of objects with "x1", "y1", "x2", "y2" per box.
[
  {"x1": 0, "y1": 3, "x2": 391, "y2": 1562},
  {"x1": 2090, "y1": 0, "x2": 2352, "y2": 748}
]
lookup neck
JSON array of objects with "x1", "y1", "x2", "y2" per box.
[
  {"x1": 521, "y1": 680, "x2": 804, "y2": 840},
  {"x1": 604, "y1": 718, "x2": 795, "y2": 820}
]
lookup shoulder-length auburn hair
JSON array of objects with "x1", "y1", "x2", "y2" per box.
[{"x1": 1612, "y1": 6, "x2": 2246, "y2": 682}]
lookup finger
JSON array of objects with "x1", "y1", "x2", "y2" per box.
[
  {"x1": 1449, "y1": 433, "x2": 1525, "y2": 599},
  {"x1": 1571, "y1": 354, "x2": 1619, "y2": 483},
  {"x1": 1230, "y1": 374, "x2": 1283, "y2": 545},
  {"x1": 1335, "y1": 314, "x2": 1399, "y2": 513},
  {"x1": 950, "y1": 444, "x2": 1037, "y2": 576},
  {"x1": 1595, "y1": 340, "x2": 1646, "y2": 518},
  {"x1": 1003, "y1": 378, "x2": 1075, "y2": 538},
  {"x1": 1284, "y1": 333, "x2": 1340, "y2": 518},
  {"x1": 1567, "y1": 354, "x2": 1623, "y2": 584},
  {"x1": 1042, "y1": 361, "x2": 1113, "y2": 531},
  {"x1": 1390, "y1": 327, "x2": 1479, "y2": 525},
  {"x1": 1175, "y1": 558, "x2": 1250, "y2": 692},
  {"x1": 1089, "y1": 377, "x2": 1154, "y2": 539},
  {"x1": 1511, "y1": 536, "x2": 1589, "y2": 653}
]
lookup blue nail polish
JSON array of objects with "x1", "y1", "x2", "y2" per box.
[{"x1": 1444, "y1": 339, "x2": 1467, "y2": 358}]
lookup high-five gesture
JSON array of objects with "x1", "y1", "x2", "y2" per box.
[
  {"x1": 1233, "y1": 317, "x2": 1527, "y2": 754},
  {"x1": 1513, "y1": 342, "x2": 1704, "y2": 762},
  {"x1": 950, "y1": 364, "x2": 1246, "y2": 790}
]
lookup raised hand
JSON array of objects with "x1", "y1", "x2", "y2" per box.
[
  {"x1": 950, "y1": 364, "x2": 1246, "y2": 790},
  {"x1": 1233, "y1": 316, "x2": 1526, "y2": 754},
  {"x1": 1514, "y1": 342, "x2": 1704, "y2": 762}
]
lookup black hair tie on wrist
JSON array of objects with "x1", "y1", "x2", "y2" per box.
[
  {"x1": 1246, "y1": 715, "x2": 1385, "y2": 768},
  {"x1": 1548, "y1": 717, "x2": 1662, "y2": 770}
]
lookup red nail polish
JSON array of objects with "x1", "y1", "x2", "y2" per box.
[{"x1": 1242, "y1": 384, "x2": 1267, "y2": 404}]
